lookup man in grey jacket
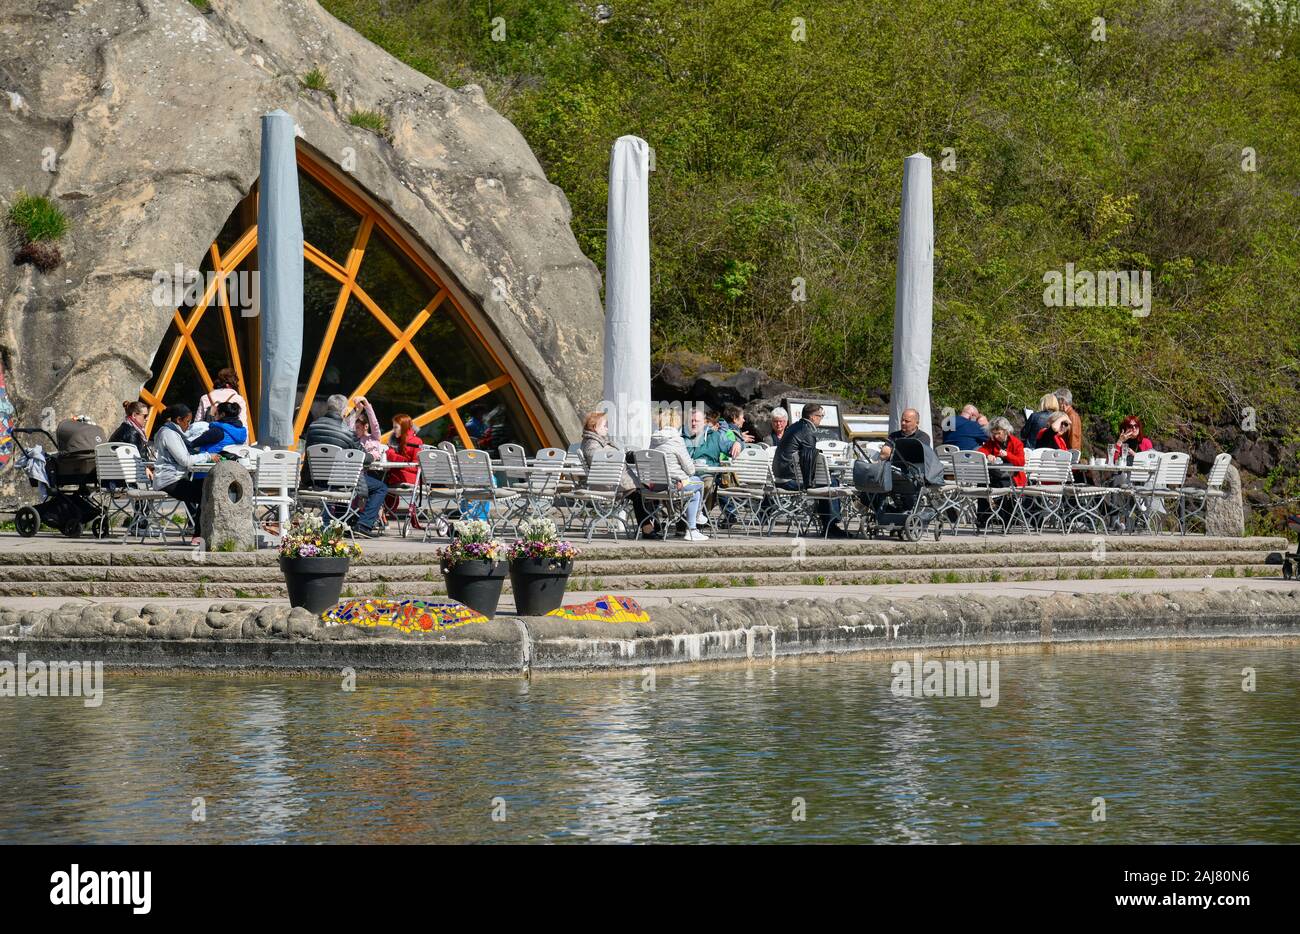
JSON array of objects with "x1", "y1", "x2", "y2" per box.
[{"x1": 303, "y1": 394, "x2": 387, "y2": 537}]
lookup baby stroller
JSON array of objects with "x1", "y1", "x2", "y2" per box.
[
  {"x1": 852, "y1": 436, "x2": 947, "y2": 542},
  {"x1": 10, "y1": 424, "x2": 107, "y2": 538},
  {"x1": 1283, "y1": 515, "x2": 1300, "y2": 580}
]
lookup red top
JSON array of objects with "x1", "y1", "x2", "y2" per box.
[
  {"x1": 385, "y1": 429, "x2": 422, "y2": 486},
  {"x1": 978, "y1": 435, "x2": 1026, "y2": 487},
  {"x1": 1035, "y1": 428, "x2": 1068, "y2": 451}
]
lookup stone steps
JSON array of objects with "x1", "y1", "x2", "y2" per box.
[
  {"x1": 0, "y1": 536, "x2": 1282, "y2": 599},
  {"x1": 0, "y1": 562, "x2": 1278, "y2": 599}
]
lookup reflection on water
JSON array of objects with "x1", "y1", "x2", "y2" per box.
[{"x1": 1, "y1": 645, "x2": 1298, "y2": 843}]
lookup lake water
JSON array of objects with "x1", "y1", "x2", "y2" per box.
[{"x1": 1, "y1": 644, "x2": 1297, "y2": 843}]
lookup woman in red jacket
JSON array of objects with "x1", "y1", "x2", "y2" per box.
[
  {"x1": 1034, "y1": 412, "x2": 1071, "y2": 452},
  {"x1": 978, "y1": 416, "x2": 1026, "y2": 487},
  {"x1": 384, "y1": 413, "x2": 422, "y2": 524}
]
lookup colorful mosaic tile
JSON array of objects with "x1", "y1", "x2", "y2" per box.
[
  {"x1": 323, "y1": 598, "x2": 488, "y2": 634},
  {"x1": 545, "y1": 594, "x2": 650, "y2": 624}
]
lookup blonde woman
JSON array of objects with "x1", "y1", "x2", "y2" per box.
[
  {"x1": 1021, "y1": 392, "x2": 1060, "y2": 450},
  {"x1": 648, "y1": 407, "x2": 708, "y2": 541}
]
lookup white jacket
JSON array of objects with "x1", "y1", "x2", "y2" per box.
[{"x1": 649, "y1": 428, "x2": 696, "y2": 484}]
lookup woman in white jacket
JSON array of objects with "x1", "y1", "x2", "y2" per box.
[{"x1": 649, "y1": 407, "x2": 708, "y2": 541}]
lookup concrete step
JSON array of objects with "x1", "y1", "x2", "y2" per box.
[
  {"x1": 0, "y1": 549, "x2": 1276, "y2": 585},
  {"x1": 0, "y1": 563, "x2": 1280, "y2": 599}
]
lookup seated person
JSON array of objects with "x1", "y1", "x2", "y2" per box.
[
  {"x1": 977, "y1": 416, "x2": 1026, "y2": 488},
  {"x1": 150, "y1": 404, "x2": 212, "y2": 544},
  {"x1": 943, "y1": 404, "x2": 988, "y2": 451},
  {"x1": 880, "y1": 407, "x2": 932, "y2": 460},
  {"x1": 191, "y1": 401, "x2": 248, "y2": 454},
  {"x1": 721, "y1": 404, "x2": 758, "y2": 445},
  {"x1": 303, "y1": 393, "x2": 387, "y2": 538},
  {"x1": 1021, "y1": 393, "x2": 1060, "y2": 450},
  {"x1": 684, "y1": 407, "x2": 740, "y2": 466},
  {"x1": 1035, "y1": 411, "x2": 1071, "y2": 452},
  {"x1": 774, "y1": 403, "x2": 846, "y2": 536},
  {"x1": 345, "y1": 395, "x2": 388, "y2": 460},
  {"x1": 766, "y1": 407, "x2": 789, "y2": 446},
  {"x1": 1112, "y1": 415, "x2": 1154, "y2": 464}
]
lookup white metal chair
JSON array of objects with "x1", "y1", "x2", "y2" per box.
[
  {"x1": 455, "y1": 449, "x2": 518, "y2": 536},
  {"x1": 297, "y1": 444, "x2": 367, "y2": 534},
  {"x1": 716, "y1": 446, "x2": 771, "y2": 536},
  {"x1": 92, "y1": 442, "x2": 137, "y2": 538},
  {"x1": 1179, "y1": 453, "x2": 1232, "y2": 535},
  {"x1": 115, "y1": 445, "x2": 185, "y2": 544},
  {"x1": 1021, "y1": 448, "x2": 1073, "y2": 532},
  {"x1": 951, "y1": 450, "x2": 1016, "y2": 535},
  {"x1": 252, "y1": 449, "x2": 299, "y2": 535},
  {"x1": 803, "y1": 452, "x2": 857, "y2": 537},
  {"x1": 632, "y1": 449, "x2": 690, "y2": 539},
  {"x1": 1145, "y1": 451, "x2": 1191, "y2": 534},
  {"x1": 414, "y1": 448, "x2": 460, "y2": 541},
  {"x1": 558, "y1": 448, "x2": 630, "y2": 541}
]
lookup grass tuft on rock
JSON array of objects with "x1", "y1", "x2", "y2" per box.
[
  {"x1": 7, "y1": 192, "x2": 68, "y2": 243},
  {"x1": 348, "y1": 109, "x2": 389, "y2": 136},
  {"x1": 300, "y1": 67, "x2": 336, "y2": 97}
]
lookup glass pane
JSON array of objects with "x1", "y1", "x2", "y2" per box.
[
  {"x1": 366, "y1": 351, "x2": 433, "y2": 436},
  {"x1": 310, "y1": 295, "x2": 386, "y2": 412},
  {"x1": 300, "y1": 170, "x2": 360, "y2": 266},
  {"x1": 411, "y1": 308, "x2": 499, "y2": 401},
  {"x1": 144, "y1": 321, "x2": 183, "y2": 399},
  {"x1": 355, "y1": 227, "x2": 436, "y2": 332},
  {"x1": 156, "y1": 345, "x2": 205, "y2": 419},
  {"x1": 460, "y1": 386, "x2": 538, "y2": 456},
  {"x1": 300, "y1": 262, "x2": 347, "y2": 394},
  {"x1": 189, "y1": 306, "x2": 231, "y2": 387},
  {"x1": 415, "y1": 416, "x2": 452, "y2": 447}
]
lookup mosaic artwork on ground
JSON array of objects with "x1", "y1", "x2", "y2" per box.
[
  {"x1": 322, "y1": 598, "x2": 488, "y2": 633},
  {"x1": 545, "y1": 594, "x2": 650, "y2": 623}
]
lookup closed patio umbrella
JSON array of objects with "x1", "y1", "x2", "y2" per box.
[
  {"x1": 891, "y1": 152, "x2": 933, "y2": 436},
  {"x1": 256, "y1": 109, "x2": 304, "y2": 449},
  {"x1": 602, "y1": 135, "x2": 652, "y2": 450}
]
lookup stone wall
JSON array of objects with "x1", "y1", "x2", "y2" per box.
[{"x1": 0, "y1": 0, "x2": 603, "y2": 452}]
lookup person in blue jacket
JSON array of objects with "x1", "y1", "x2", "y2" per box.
[
  {"x1": 942, "y1": 404, "x2": 989, "y2": 451},
  {"x1": 192, "y1": 401, "x2": 248, "y2": 454}
]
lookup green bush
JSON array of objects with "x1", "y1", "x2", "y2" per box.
[
  {"x1": 300, "y1": 68, "x2": 335, "y2": 97},
  {"x1": 7, "y1": 192, "x2": 68, "y2": 243}
]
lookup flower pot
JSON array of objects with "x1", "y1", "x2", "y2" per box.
[
  {"x1": 279, "y1": 555, "x2": 351, "y2": 614},
  {"x1": 509, "y1": 557, "x2": 573, "y2": 617},
  {"x1": 442, "y1": 559, "x2": 508, "y2": 619}
]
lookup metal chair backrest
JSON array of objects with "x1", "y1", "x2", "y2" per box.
[
  {"x1": 730, "y1": 446, "x2": 770, "y2": 489},
  {"x1": 455, "y1": 448, "x2": 494, "y2": 491},
  {"x1": 935, "y1": 443, "x2": 960, "y2": 457},
  {"x1": 95, "y1": 442, "x2": 134, "y2": 484},
  {"x1": 816, "y1": 439, "x2": 849, "y2": 457},
  {"x1": 811, "y1": 452, "x2": 833, "y2": 488},
  {"x1": 438, "y1": 440, "x2": 456, "y2": 454},
  {"x1": 417, "y1": 448, "x2": 458, "y2": 490},
  {"x1": 1129, "y1": 449, "x2": 1161, "y2": 487},
  {"x1": 1069, "y1": 448, "x2": 1081, "y2": 464},
  {"x1": 306, "y1": 443, "x2": 338, "y2": 485},
  {"x1": 934, "y1": 443, "x2": 959, "y2": 478},
  {"x1": 534, "y1": 447, "x2": 567, "y2": 466},
  {"x1": 951, "y1": 449, "x2": 991, "y2": 488},
  {"x1": 325, "y1": 448, "x2": 366, "y2": 491},
  {"x1": 631, "y1": 449, "x2": 671, "y2": 490},
  {"x1": 1206, "y1": 453, "x2": 1232, "y2": 490},
  {"x1": 1154, "y1": 451, "x2": 1190, "y2": 490},
  {"x1": 585, "y1": 448, "x2": 627, "y2": 493},
  {"x1": 224, "y1": 444, "x2": 255, "y2": 462},
  {"x1": 255, "y1": 449, "x2": 299, "y2": 495},
  {"x1": 1031, "y1": 448, "x2": 1073, "y2": 485},
  {"x1": 498, "y1": 443, "x2": 527, "y2": 468}
]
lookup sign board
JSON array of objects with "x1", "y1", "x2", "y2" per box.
[{"x1": 783, "y1": 398, "x2": 843, "y2": 442}]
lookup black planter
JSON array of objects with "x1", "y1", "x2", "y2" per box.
[
  {"x1": 279, "y1": 555, "x2": 351, "y2": 614},
  {"x1": 442, "y1": 559, "x2": 509, "y2": 619},
  {"x1": 509, "y1": 557, "x2": 573, "y2": 617}
]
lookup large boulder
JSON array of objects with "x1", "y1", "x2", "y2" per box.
[{"x1": 0, "y1": 0, "x2": 603, "y2": 457}]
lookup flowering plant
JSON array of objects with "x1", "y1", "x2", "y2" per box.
[
  {"x1": 507, "y1": 517, "x2": 578, "y2": 564},
  {"x1": 438, "y1": 519, "x2": 505, "y2": 568},
  {"x1": 279, "y1": 514, "x2": 362, "y2": 559}
]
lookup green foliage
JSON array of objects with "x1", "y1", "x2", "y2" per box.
[
  {"x1": 348, "y1": 109, "x2": 390, "y2": 136},
  {"x1": 321, "y1": 0, "x2": 1300, "y2": 448},
  {"x1": 7, "y1": 192, "x2": 68, "y2": 242},
  {"x1": 188, "y1": 0, "x2": 211, "y2": 11},
  {"x1": 300, "y1": 68, "x2": 335, "y2": 97}
]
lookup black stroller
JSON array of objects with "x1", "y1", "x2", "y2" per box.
[
  {"x1": 852, "y1": 436, "x2": 947, "y2": 542},
  {"x1": 10, "y1": 425, "x2": 107, "y2": 538}
]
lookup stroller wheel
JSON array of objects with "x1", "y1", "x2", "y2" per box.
[
  {"x1": 61, "y1": 518, "x2": 83, "y2": 538},
  {"x1": 14, "y1": 506, "x2": 40, "y2": 538},
  {"x1": 903, "y1": 513, "x2": 925, "y2": 543}
]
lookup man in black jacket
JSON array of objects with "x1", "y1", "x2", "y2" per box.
[
  {"x1": 774, "y1": 404, "x2": 846, "y2": 536},
  {"x1": 302, "y1": 394, "x2": 387, "y2": 537}
]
